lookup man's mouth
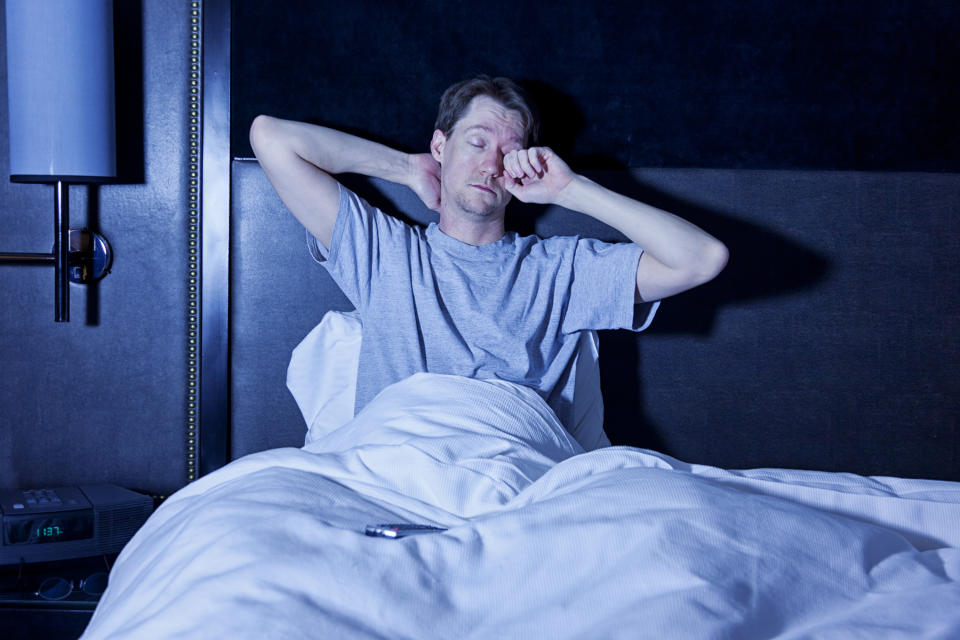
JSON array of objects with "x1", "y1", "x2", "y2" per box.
[{"x1": 470, "y1": 183, "x2": 496, "y2": 195}]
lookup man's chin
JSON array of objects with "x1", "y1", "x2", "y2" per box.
[{"x1": 453, "y1": 193, "x2": 510, "y2": 218}]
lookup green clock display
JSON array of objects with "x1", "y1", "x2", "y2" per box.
[
  {"x1": 4, "y1": 511, "x2": 94, "y2": 545},
  {"x1": 36, "y1": 524, "x2": 65, "y2": 540}
]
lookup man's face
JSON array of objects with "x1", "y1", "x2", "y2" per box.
[{"x1": 431, "y1": 95, "x2": 526, "y2": 220}]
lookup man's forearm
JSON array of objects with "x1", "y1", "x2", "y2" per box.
[
  {"x1": 269, "y1": 117, "x2": 411, "y2": 184},
  {"x1": 556, "y1": 174, "x2": 728, "y2": 297}
]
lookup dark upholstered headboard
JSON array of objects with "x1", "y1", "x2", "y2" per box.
[{"x1": 230, "y1": 159, "x2": 959, "y2": 481}]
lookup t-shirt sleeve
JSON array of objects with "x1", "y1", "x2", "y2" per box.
[
  {"x1": 562, "y1": 238, "x2": 660, "y2": 333},
  {"x1": 306, "y1": 183, "x2": 411, "y2": 311}
]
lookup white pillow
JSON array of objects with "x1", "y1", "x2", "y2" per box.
[
  {"x1": 566, "y1": 299, "x2": 659, "y2": 449},
  {"x1": 564, "y1": 330, "x2": 610, "y2": 450},
  {"x1": 286, "y1": 310, "x2": 361, "y2": 446},
  {"x1": 287, "y1": 305, "x2": 658, "y2": 450}
]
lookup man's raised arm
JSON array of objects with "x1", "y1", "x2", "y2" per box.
[
  {"x1": 249, "y1": 116, "x2": 440, "y2": 250},
  {"x1": 503, "y1": 147, "x2": 728, "y2": 303}
]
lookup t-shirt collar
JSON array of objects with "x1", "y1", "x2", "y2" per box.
[{"x1": 426, "y1": 223, "x2": 513, "y2": 261}]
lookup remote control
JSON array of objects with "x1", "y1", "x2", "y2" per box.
[{"x1": 364, "y1": 523, "x2": 448, "y2": 539}]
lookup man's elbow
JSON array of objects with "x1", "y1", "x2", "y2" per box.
[
  {"x1": 249, "y1": 114, "x2": 278, "y2": 157},
  {"x1": 706, "y1": 240, "x2": 730, "y2": 279},
  {"x1": 636, "y1": 240, "x2": 729, "y2": 302},
  {"x1": 693, "y1": 239, "x2": 729, "y2": 286}
]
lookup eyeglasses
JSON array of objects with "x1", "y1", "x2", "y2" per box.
[{"x1": 35, "y1": 571, "x2": 108, "y2": 601}]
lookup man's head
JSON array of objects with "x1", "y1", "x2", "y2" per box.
[
  {"x1": 434, "y1": 75, "x2": 539, "y2": 147},
  {"x1": 430, "y1": 76, "x2": 539, "y2": 234}
]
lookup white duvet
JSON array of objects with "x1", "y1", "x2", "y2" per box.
[{"x1": 82, "y1": 374, "x2": 960, "y2": 639}]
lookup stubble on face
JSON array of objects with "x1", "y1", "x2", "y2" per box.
[{"x1": 452, "y1": 185, "x2": 500, "y2": 218}]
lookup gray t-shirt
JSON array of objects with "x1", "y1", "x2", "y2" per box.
[{"x1": 311, "y1": 184, "x2": 647, "y2": 428}]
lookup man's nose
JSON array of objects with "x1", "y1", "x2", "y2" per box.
[{"x1": 479, "y1": 150, "x2": 503, "y2": 176}]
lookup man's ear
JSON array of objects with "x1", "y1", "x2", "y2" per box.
[{"x1": 430, "y1": 129, "x2": 446, "y2": 162}]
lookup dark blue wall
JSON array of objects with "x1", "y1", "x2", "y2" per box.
[
  {"x1": 602, "y1": 169, "x2": 959, "y2": 479},
  {"x1": 0, "y1": 0, "x2": 192, "y2": 496},
  {"x1": 232, "y1": 0, "x2": 958, "y2": 171}
]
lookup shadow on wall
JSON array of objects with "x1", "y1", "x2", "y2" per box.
[
  {"x1": 595, "y1": 182, "x2": 830, "y2": 451},
  {"x1": 66, "y1": 1, "x2": 143, "y2": 325},
  {"x1": 114, "y1": 0, "x2": 144, "y2": 185},
  {"x1": 605, "y1": 175, "x2": 832, "y2": 334}
]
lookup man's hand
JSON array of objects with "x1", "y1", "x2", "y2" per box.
[
  {"x1": 406, "y1": 153, "x2": 441, "y2": 212},
  {"x1": 502, "y1": 147, "x2": 575, "y2": 205}
]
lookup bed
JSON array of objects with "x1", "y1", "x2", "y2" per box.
[
  {"x1": 80, "y1": 168, "x2": 960, "y2": 638},
  {"x1": 81, "y1": 368, "x2": 960, "y2": 638},
  {"x1": 81, "y1": 309, "x2": 960, "y2": 640}
]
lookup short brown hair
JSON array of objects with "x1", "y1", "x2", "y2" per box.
[{"x1": 434, "y1": 75, "x2": 539, "y2": 144}]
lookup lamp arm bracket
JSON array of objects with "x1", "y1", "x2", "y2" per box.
[{"x1": 0, "y1": 229, "x2": 112, "y2": 283}]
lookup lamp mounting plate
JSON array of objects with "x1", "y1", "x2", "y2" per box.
[{"x1": 64, "y1": 229, "x2": 112, "y2": 283}]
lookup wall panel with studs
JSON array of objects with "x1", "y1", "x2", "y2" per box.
[{"x1": 186, "y1": 1, "x2": 201, "y2": 482}]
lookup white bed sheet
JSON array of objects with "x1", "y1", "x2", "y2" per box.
[{"x1": 82, "y1": 374, "x2": 960, "y2": 639}]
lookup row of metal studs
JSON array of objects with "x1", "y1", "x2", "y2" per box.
[{"x1": 186, "y1": 1, "x2": 201, "y2": 483}]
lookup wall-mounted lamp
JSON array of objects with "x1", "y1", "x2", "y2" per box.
[{"x1": 2, "y1": 0, "x2": 116, "y2": 322}]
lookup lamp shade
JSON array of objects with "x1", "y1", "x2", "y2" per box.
[{"x1": 5, "y1": 0, "x2": 116, "y2": 183}]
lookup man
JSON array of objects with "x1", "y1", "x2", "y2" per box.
[{"x1": 250, "y1": 75, "x2": 727, "y2": 434}]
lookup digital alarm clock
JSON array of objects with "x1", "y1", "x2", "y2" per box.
[{"x1": 0, "y1": 484, "x2": 153, "y2": 564}]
